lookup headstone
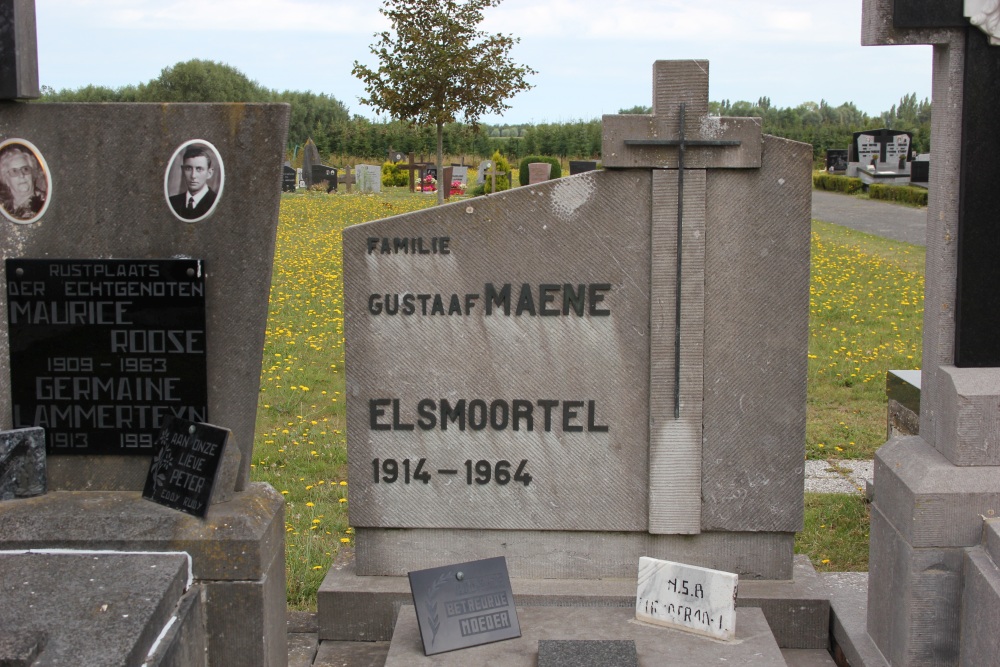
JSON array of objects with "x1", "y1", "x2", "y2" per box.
[
  {"x1": 856, "y1": 3, "x2": 1000, "y2": 665},
  {"x1": 849, "y1": 128, "x2": 913, "y2": 184},
  {"x1": 296, "y1": 166, "x2": 304, "y2": 189},
  {"x1": 388, "y1": 148, "x2": 405, "y2": 163},
  {"x1": 407, "y1": 556, "x2": 520, "y2": 655},
  {"x1": 852, "y1": 129, "x2": 912, "y2": 166},
  {"x1": 142, "y1": 417, "x2": 240, "y2": 517},
  {"x1": 302, "y1": 137, "x2": 321, "y2": 188},
  {"x1": 0, "y1": 426, "x2": 44, "y2": 499},
  {"x1": 475, "y1": 160, "x2": 490, "y2": 185},
  {"x1": 569, "y1": 160, "x2": 598, "y2": 175},
  {"x1": 335, "y1": 60, "x2": 809, "y2": 591},
  {"x1": 282, "y1": 163, "x2": 296, "y2": 192},
  {"x1": 0, "y1": 8, "x2": 290, "y2": 663},
  {"x1": 527, "y1": 162, "x2": 552, "y2": 184},
  {"x1": 911, "y1": 153, "x2": 930, "y2": 183},
  {"x1": 356, "y1": 163, "x2": 382, "y2": 194},
  {"x1": 312, "y1": 164, "x2": 338, "y2": 192},
  {"x1": 825, "y1": 149, "x2": 849, "y2": 173},
  {"x1": 635, "y1": 557, "x2": 738, "y2": 641},
  {"x1": 451, "y1": 165, "x2": 469, "y2": 185}
]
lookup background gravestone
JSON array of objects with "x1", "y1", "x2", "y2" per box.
[
  {"x1": 527, "y1": 162, "x2": 552, "y2": 184},
  {"x1": 356, "y1": 163, "x2": 382, "y2": 194},
  {"x1": 451, "y1": 165, "x2": 469, "y2": 185}
]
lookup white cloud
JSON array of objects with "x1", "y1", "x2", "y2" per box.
[{"x1": 43, "y1": 0, "x2": 385, "y2": 33}]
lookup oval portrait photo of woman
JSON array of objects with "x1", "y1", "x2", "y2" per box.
[
  {"x1": 0, "y1": 139, "x2": 51, "y2": 224},
  {"x1": 164, "y1": 140, "x2": 224, "y2": 223}
]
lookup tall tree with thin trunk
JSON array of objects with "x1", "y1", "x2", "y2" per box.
[{"x1": 353, "y1": 0, "x2": 535, "y2": 205}]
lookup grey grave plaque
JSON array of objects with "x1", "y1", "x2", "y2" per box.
[
  {"x1": 6, "y1": 258, "x2": 207, "y2": 455},
  {"x1": 537, "y1": 639, "x2": 638, "y2": 667},
  {"x1": 407, "y1": 556, "x2": 520, "y2": 655}
]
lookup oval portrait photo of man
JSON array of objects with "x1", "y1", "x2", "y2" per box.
[
  {"x1": 164, "y1": 140, "x2": 224, "y2": 222},
  {"x1": 0, "y1": 139, "x2": 51, "y2": 225}
]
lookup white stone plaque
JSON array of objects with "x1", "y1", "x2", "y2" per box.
[{"x1": 635, "y1": 556, "x2": 738, "y2": 640}]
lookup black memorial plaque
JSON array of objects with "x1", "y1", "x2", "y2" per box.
[
  {"x1": 826, "y1": 149, "x2": 849, "y2": 172},
  {"x1": 6, "y1": 259, "x2": 208, "y2": 455},
  {"x1": 142, "y1": 417, "x2": 228, "y2": 517},
  {"x1": 407, "y1": 556, "x2": 520, "y2": 656}
]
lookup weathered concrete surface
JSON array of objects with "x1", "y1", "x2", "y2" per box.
[
  {"x1": 384, "y1": 605, "x2": 785, "y2": 666},
  {"x1": 0, "y1": 551, "x2": 192, "y2": 667}
]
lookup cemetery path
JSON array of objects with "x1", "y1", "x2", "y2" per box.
[{"x1": 811, "y1": 190, "x2": 927, "y2": 246}]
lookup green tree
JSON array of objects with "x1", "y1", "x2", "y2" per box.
[
  {"x1": 352, "y1": 0, "x2": 535, "y2": 204},
  {"x1": 139, "y1": 59, "x2": 271, "y2": 102}
]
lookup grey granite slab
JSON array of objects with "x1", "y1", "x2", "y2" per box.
[{"x1": 385, "y1": 605, "x2": 786, "y2": 666}]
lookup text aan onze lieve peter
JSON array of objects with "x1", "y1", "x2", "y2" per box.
[
  {"x1": 9, "y1": 272, "x2": 206, "y2": 449},
  {"x1": 366, "y1": 236, "x2": 615, "y2": 490},
  {"x1": 151, "y1": 430, "x2": 221, "y2": 512}
]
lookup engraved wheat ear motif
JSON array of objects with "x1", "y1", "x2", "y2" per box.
[{"x1": 425, "y1": 572, "x2": 451, "y2": 646}]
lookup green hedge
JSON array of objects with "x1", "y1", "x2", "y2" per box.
[
  {"x1": 381, "y1": 161, "x2": 407, "y2": 187},
  {"x1": 813, "y1": 172, "x2": 863, "y2": 194},
  {"x1": 518, "y1": 156, "x2": 562, "y2": 186},
  {"x1": 868, "y1": 184, "x2": 928, "y2": 206}
]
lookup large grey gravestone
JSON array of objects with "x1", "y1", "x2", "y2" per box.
[{"x1": 335, "y1": 61, "x2": 809, "y2": 592}]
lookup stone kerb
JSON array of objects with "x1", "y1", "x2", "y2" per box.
[{"x1": 0, "y1": 103, "x2": 289, "y2": 491}]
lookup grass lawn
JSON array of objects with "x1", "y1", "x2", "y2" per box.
[
  {"x1": 807, "y1": 220, "x2": 924, "y2": 459},
  {"x1": 251, "y1": 189, "x2": 922, "y2": 607}
]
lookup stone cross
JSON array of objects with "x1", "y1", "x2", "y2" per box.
[
  {"x1": 339, "y1": 164, "x2": 355, "y2": 193},
  {"x1": 602, "y1": 60, "x2": 762, "y2": 534},
  {"x1": 406, "y1": 152, "x2": 422, "y2": 192},
  {"x1": 485, "y1": 161, "x2": 502, "y2": 192}
]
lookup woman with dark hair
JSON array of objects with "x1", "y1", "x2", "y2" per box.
[{"x1": 0, "y1": 146, "x2": 46, "y2": 220}]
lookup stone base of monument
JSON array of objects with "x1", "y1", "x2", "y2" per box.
[
  {"x1": 318, "y1": 552, "x2": 830, "y2": 650},
  {"x1": 0, "y1": 551, "x2": 203, "y2": 666},
  {"x1": 0, "y1": 483, "x2": 285, "y2": 667},
  {"x1": 384, "y1": 605, "x2": 784, "y2": 666}
]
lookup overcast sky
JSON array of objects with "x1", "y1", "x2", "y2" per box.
[{"x1": 36, "y1": 0, "x2": 933, "y2": 124}]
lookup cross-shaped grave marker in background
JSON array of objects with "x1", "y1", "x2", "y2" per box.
[{"x1": 339, "y1": 164, "x2": 356, "y2": 193}]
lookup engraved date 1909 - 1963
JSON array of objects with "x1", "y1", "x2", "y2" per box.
[{"x1": 372, "y1": 458, "x2": 531, "y2": 487}]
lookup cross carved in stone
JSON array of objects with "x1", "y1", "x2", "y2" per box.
[{"x1": 602, "y1": 60, "x2": 764, "y2": 535}]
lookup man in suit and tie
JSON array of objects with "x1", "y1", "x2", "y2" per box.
[{"x1": 169, "y1": 145, "x2": 218, "y2": 220}]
